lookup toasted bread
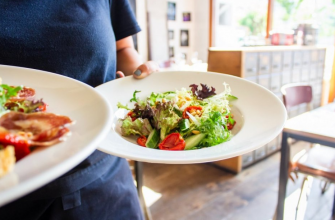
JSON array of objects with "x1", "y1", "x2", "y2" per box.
[{"x1": 0, "y1": 146, "x2": 15, "y2": 178}]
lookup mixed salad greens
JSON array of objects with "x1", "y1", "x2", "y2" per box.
[
  {"x1": 117, "y1": 83, "x2": 237, "y2": 151},
  {"x1": 0, "y1": 84, "x2": 46, "y2": 116}
]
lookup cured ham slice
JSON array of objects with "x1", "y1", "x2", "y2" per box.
[
  {"x1": 0, "y1": 112, "x2": 73, "y2": 161},
  {"x1": 0, "y1": 111, "x2": 73, "y2": 147},
  {"x1": 0, "y1": 111, "x2": 72, "y2": 134}
]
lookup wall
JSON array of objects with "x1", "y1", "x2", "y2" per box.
[
  {"x1": 167, "y1": 0, "x2": 209, "y2": 64},
  {"x1": 147, "y1": 0, "x2": 169, "y2": 62},
  {"x1": 194, "y1": 0, "x2": 209, "y2": 63},
  {"x1": 135, "y1": 0, "x2": 209, "y2": 64},
  {"x1": 135, "y1": 0, "x2": 149, "y2": 63}
]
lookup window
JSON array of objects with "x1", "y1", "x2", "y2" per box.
[
  {"x1": 273, "y1": 0, "x2": 335, "y2": 46},
  {"x1": 212, "y1": 0, "x2": 268, "y2": 47}
]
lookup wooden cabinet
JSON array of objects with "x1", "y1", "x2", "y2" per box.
[{"x1": 207, "y1": 46, "x2": 326, "y2": 173}]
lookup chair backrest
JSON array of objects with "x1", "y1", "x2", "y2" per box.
[{"x1": 281, "y1": 83, "x2": 313, "y2": 110}]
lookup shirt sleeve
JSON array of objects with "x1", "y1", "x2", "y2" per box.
[{"x1": 110, "y1": 0, "x2": 141, "y2": 41}]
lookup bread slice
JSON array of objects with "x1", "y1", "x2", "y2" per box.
[{"x1": 0, "y1": 146, "x2": 15, "y2": 178}]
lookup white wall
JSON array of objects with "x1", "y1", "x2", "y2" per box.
[
  {"x1": 135, "y1": 0, "x2": 209, "y2": 64},
  {"x1": 167, "y1": 0, "x2": 209, "y2": 64},
  {"x1": 136, "y1": 0, "x2": 148, "y2": 62},
  {"x1": 167, "y1": 0, "x2": 194, "y2": 63},
  {"x1": 194, "y1": 0, "x2": 209, "y2": 63},
  {"x1": 147, "y1": 0, "x2": 169, "y2": 62}
]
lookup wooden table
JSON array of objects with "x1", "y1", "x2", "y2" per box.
[{"x1": 276, "y1": 103, "x2": 335, "y2": 220}]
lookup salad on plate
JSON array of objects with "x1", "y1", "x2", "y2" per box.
[
  {"x1": 0, "y1": 78, "x2": 73, "y2": 178},
  {"x1": 117, "y1": 83, "x2": 237, "y2": 151}
]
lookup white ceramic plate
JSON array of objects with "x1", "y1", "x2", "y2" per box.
[
  {"x1": 96, "y1": 71, "x2": 286, "y2": 164},
  {"x1": 0, "y1": 65, "x2": 113, "y2": 207}
]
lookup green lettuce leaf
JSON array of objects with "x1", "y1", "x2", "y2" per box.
[
  {"x1": 5, "y1": 99, "x2": 46, "y2": 113},
  {"x1": 198, "y1": 111, "x2": 230, "y2": 147},
  {"x1": 121, "y1": 117, "x2": 153, "y2": 136},
  {"x1": 117, "y1": 102, "x2": 131, "y2": 110},
  {"x1": 130, "y1": 90, "x2": 141, "y2": 102},
  {"x1": 0, "y1": 84, "x2": 23, "y2": 114},
  {"x1": 153, "y1": 102, "x2": 181, "y2": 140}
]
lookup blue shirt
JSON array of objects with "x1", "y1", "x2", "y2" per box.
[
  {"x1": 0, "y1": 0, "x2": 141, "y2": 204},
  {"x1": 0, "y1": 0, "x2": 140, "y2": 87}
]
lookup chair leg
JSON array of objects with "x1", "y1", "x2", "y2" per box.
[
  {"x1": 295, "y1": 176, "x2": 313, "y2": 220},
  {"x1": 321, "y1": 181, "x2": 331, "y2": 194},
  {"x1": 295, "y1": 176, "x2": 308, "y2": 220},
  {"x1": 134, "y1": 161, "x2": 152, "y2": 220}
]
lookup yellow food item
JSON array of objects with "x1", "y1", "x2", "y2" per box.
[{"x1": 0, "y1": 146, "x2": 15, "y2": 178}]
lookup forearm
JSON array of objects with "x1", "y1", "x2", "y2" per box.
[
  {"x1": 116, "y1": 47, "x2": 142, "y2": 76},
  {"x1": 116, "y1": 37, "x2": 142, "y2": 76},
  {"x1": 116, "y1": 36, "x2": 159, "y2": 79}
]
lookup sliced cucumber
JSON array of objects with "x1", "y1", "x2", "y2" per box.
[
  {"x1": 173, "y1": 107, "x2": 183, "y2": 117},
  {"x1": 145, "y1": 129, "x2": 160, "y2": 149},
  {"x1": 184, "y1": 133, "x2": 206, "y2": 150},
  {"x1": 165, "y1": 93, "x2": 176, "y2": 100},
  {"x1": 179, "y1": 119, "x2": 190, "y2": 131},
  {"x1": 227, "y1": 95, "x2": 238, "y2": 101}
]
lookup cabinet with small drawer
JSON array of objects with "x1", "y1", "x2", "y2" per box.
[{"x1": 208, "y1": 46, "x2": 326, "y2": 173}]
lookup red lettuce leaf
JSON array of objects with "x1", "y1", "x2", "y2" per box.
[{"x1": 189, "y1": 84, "x2": 216, "y2": 100}]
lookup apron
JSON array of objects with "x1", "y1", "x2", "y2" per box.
[{"x1": 0, "y1": 152, "x2": 143, "y2": 220}]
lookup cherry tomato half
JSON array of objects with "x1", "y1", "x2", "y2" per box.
[
  {"x1": 137, "y1": 136, "x2": 147, "y2": 147},
  {"x1": 127, "y1": 111, "x2": 137, "y2": 122},
  {"x1": 159, "y1": 133, "x2": 186, "y2": 151},
  {"x1": 0, "y1": 133, "x2": 31, "y2": 161},
  {"x1": 227, "y1": 121, "x2": 236, "y2": 130},
  {"x1": 225, "y1": 113, "x2": 236, "y2": 130},
  {"x1": 37, "y1": 102, "x2": 48, "y2": 112},
  {"x1": 182, "y1": 106, "x2": 202, "y2": 119}
]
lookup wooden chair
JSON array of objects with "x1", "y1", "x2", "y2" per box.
[{"x1": 281, "y1": 83, "x2": 335, "y2": 218}]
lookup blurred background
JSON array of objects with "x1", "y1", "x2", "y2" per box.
[{"x1": 128, "y1": 1, "x2": 335, "y2": 219}]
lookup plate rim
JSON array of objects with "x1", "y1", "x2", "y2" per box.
[
  {"x1": 0, "y1": 65, "x2": 114, "y2": 206},
  {"x1": 96, "y1": 70, "x2": 287, "y2": 164}
]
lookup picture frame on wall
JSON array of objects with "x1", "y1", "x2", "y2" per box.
[
  {"x1": 180, "y1": 30, "x2": 189, "y2": 47},
  {"x1": 167, "y1": 2, "x2": 176, "y2": 21},
  {"x1": 182, "y1": 12, "x2": 191, "y2": 22},
  {"x1": 168, "y1": 30, "x2": 174, "y2": 40}
]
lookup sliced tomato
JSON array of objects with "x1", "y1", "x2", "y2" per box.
[
  {"x1": 159, "y1": 133, "x2": 186, "y2": 151},
  {"x1": 0, "y1": 133, "x2": 31, "y2": 161},
  {"x1": 225, "y1": 113, "x2": 236, "y2": 130},
  {"x1": 182, "y1": 106, "x2": 202, "y2": 119},
  {"x1": 127, "y1": 111, "x2": 137, "y2": 122},
  {"x1": 227, "y1": 121, "x2": 236, "y2": 130},
  {"x1": 137, "y1": 136, "x2": 147, "y2": 147},
  {"x1": 37, "y1": 102, "x2": 48, "y2": 112}
]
